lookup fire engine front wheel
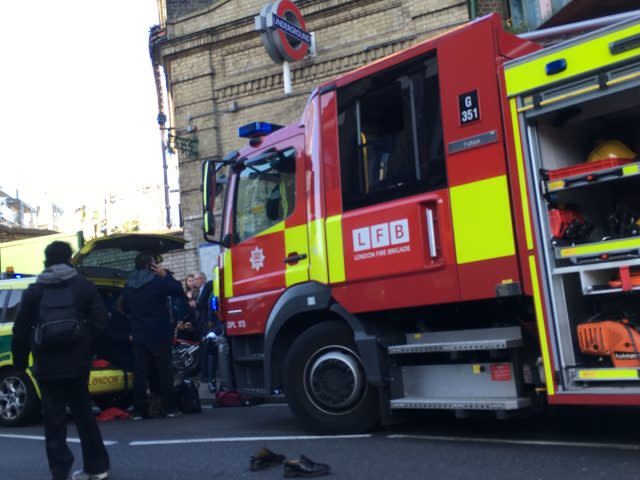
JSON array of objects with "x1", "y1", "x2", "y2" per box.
[{"x1": 283, "y1": 321, "x2": 379, "y2": 434}]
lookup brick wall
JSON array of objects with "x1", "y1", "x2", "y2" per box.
[
  {"x1": 0, "y1": 226, "x2": 57, "y2": 243},
  {"x1": 156, "y1": 0, "x2": 470, "y2": 275},
  {"x1": 477, "y1": 0, "x2": 509, "y2": 18},
  {"x1": 166, "y1": 0, "x2": 216, "y2": 20}
]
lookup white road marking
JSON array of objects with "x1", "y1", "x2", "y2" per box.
[
  {"x1": 129, "y1": 434, "x2": 371, "y2": 446},
  {"x1": 388, "y1": 434, "x2": 640, "y2": 451},
  {"x1": 0, "y1": 434, "x2": 117, "y2": 446},
  {"x1": 200, "y1": 403, "x2": 287, "y2": 409}
]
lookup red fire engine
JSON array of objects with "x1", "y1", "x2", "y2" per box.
[{"x1": 203, "y1": 13, "x2": 640, "y2": 433}]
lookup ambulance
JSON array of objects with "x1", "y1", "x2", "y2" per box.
[{"x1": 0, "y1": 233, "x2": 184, "y2": 426}]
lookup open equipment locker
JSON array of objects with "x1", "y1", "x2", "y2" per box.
[{"x1": 505, "y1": 16, "x2": 640, "y2": 400}]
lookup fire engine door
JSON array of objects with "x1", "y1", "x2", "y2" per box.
[
  {"x1": 330, "y1": 52, "x2": 460, "y2": 312},
  {"x1": 224, "y1": 136, "x2": 309, "y2": 334}
]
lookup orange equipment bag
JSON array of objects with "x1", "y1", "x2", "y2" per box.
[{"x1": 577, "y1": 319, "x2": 640, "y2": 367}]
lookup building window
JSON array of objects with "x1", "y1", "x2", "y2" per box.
[
  {"x1": 233, "y1": 148, "x2": 296, "y2": 243},
  {"x1": 338, "y1": 53, "x2": 446, "y2": 211}
]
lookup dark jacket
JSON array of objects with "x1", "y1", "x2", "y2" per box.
[
  {"x1": 11, "y1": 264, "x2": 108, "y2": 381},
  {"x1": 195, "y1": 280, "x2": 214, "y2": 327},
  {"x1": 122, "y1": 269, "x2": 184, "y2": 347}
]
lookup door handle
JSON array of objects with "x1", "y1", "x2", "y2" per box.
[
  {"x1": 285, "y1": 253, "x2": 307, "y2": 264},
  {"x1": 425, "y1": 208, "x2": 438, "y2": 258}
]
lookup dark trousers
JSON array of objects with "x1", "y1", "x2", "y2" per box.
[
  {"x1": 133, "y1": 343, "x2": 175, "y2": 416},
  {"x1": 39, "y1": 377, "x2": 110, "y2": 480}
]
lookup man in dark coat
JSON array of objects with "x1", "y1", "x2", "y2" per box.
[
  {"x1": 193, "y1": 272, "x2": 213, "y2": 330},
  {"x1": 11, "y1": 241, "x2": 110, "y2": 480},
  {"x1": 121, "y1": 252, "x2": 184, "y2": 419},
  {"x1": 190, "y1": 272, "x2": 215, "y2": 387}
]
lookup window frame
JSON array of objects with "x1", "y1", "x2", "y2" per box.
[
  {"x1": 0, "y1": 290, "x2": 8, "y2": 324},
  {"x1": 4, "y1": 289, "x2": 24, "y2": 325},
  {"x1": 337, "y1": 51, "x2": 446, "y2": 211},
  {"x1": 231, "y1": 146, "x2": 297, "y2": 245}
]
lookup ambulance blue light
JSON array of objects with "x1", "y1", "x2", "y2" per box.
[
  {"x1": 210, "y1": 296, "x2": 219, "y2": 312},
  {"x1": 238, "y1": 122, "x2": 283, "y2": 138},
  {"x1": 545, "y1": 59, "x2": 567, "y2": 76}
]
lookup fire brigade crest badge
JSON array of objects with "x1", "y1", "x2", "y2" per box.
[{"x1": 250, "y1": 247, "x2": 266, "y2": 271}]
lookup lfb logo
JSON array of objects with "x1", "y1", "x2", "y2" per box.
[{"x1": 352, "y1": 219, "x2": 410, "y2": 252}]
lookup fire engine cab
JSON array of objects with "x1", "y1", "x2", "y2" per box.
[{"x1": 203, "y1": 13, "x2": 640, "y2": 433}]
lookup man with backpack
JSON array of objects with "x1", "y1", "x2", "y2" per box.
[{"x1": 11, "y1": 241, "x2": 110, "y2": 480}]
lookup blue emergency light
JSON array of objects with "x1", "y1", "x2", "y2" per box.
[
  {"x1": 210, "y1": 295, "x2": 219, "y2": 312},
  {"x1": 545, "y1": 58, "x2": 567, "y2": 76},
  {"x1": 238, "y1": 121, "x2": 283, "y2": 139}
]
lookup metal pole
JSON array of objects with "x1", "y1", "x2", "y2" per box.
[
  {"x1": 283, "y1": 61, "x2": 292, "y2": 95},
  {"x1": 519, "y1": 9, "x2": 640, "y2": 42},
  {"x1": 160, "y1": 134, "x2": 171, "y2": 229}
]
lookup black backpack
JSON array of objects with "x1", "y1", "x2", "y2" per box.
[
  {"x1": 34, "y1": 285, "x2": 84, "y2": 351},
  {"x1": 176, "y1": 379, "x2": 202, "y2": 414}
]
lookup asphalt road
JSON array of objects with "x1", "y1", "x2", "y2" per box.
[{"x1": 2, "y1": 402, "x2": 640, "y2": 480}]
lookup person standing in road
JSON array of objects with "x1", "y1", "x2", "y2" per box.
[
  {"x1": 191, "y1": 272, "x2": 215, "y2": 388},
  {"x1": 11, "y1": 241, "x2": 110, "y2": 480},
  {"x1": 122, "y1": 252, "x2": 184, "y2": 419}
]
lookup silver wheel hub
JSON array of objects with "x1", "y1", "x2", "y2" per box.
[
  {"x1": 307, "y1": 348, "x2": 365, "y2": 412},
  {"x1": 0, "y1": 376, "x2": 27, "y2": 421}
]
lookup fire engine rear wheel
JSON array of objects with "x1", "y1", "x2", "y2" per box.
[
  {"x1": 0, "y1": 369, "x2": 41, "y2": 427},
  {"x1": 283, "y1": 321, "x2": 379, "y2": 434}
]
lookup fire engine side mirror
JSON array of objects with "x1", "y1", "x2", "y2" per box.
[
  {"x1": 202, "y1": 159, "x2": 219, "y2": 242},
  {"x1": 269, "y1": 148, "x2": 295, "y2": 173}
]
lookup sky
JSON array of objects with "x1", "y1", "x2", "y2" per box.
[{"x1": 0, "y1": 1, "x2": 173, "y2": 220}]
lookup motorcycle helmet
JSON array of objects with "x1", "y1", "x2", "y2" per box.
[{"x1": 587, "y1": 139, "x2": 636, "y2": 163}]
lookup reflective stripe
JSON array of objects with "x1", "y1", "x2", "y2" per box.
[
  {"x1": 547, "y1": 180, "x2": 565, "y2": 191},
  {"x1": 256, "y1": 221, "x2": 285, "y2": 237},
  {"x1": 505, "y1": 22, "x2": 640, "y2": 96},
  {"x1": 326, "y1": 215, "x2": 346, "y2": 283},
  {"x1": 577, "y1": 369, "x2": 639, "y2": 380},
  {"x1": 560, "y1": 237, "x2": 640, "y2": 258},
  {"x1": 212, "y1": 266, "x2": 220, "y2": 298},
  {"x1": 623, "y1": 164, "x2": 640, "y2": 176},
  {"x1": 285, "y1": 224, "x2": 310, "y2": 287},
  {"x1": 223, "y1": 249, "x2": 234, "y2": 298},
  {"x1": 308, "y1": 218, "x2": 329, "y2": 284},
  {"x1": 450, "y1": 175, "x2": 516, "y2": 264},
  {"x1": 537, "y1": 84, "x2": 599, "y2": 109},
  {"x1": 529, "y1": 255, "x2": 555, "y2": 396},
  {"x1": 509, "y1": 99, "x2": 534, "y2": 251}
]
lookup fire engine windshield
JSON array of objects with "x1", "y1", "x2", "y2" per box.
[{"x1": 234, "y1": 148, "x2": 296, "y2": 243}]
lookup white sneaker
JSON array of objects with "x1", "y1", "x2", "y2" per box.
[{"x1": 71, "y1": 470, "x2": 109, "y2": 480}]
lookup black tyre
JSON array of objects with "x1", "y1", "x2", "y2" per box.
[
  {"x1": 0, "y1": 369, "x2": 41, "y2": 427},
  {"x1": 283, "y1": 321, "x2": 379, "y2": 434}
]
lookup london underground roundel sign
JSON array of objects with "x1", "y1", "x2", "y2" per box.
[{"x1": 255, "y1": 0, "x2": 310, "y2": 63}]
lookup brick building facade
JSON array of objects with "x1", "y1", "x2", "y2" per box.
[
  {"x1": 154, "y1": 0, "x2": 470, "y2": 277},
  {"x1": 477, "y1": 0, "x2": 509, "y2": 19}
]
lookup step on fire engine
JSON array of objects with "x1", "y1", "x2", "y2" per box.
[{"x1": 202, "y1": 12, "x2": 640, "y2": 433}]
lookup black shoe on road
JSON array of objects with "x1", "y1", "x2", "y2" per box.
[
  {"x1": 249, "y1": 447, "x2": 286, "y2": 471},
  {"x1": 283, "y1": 455, "x2": 330, "y2": 478}
]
